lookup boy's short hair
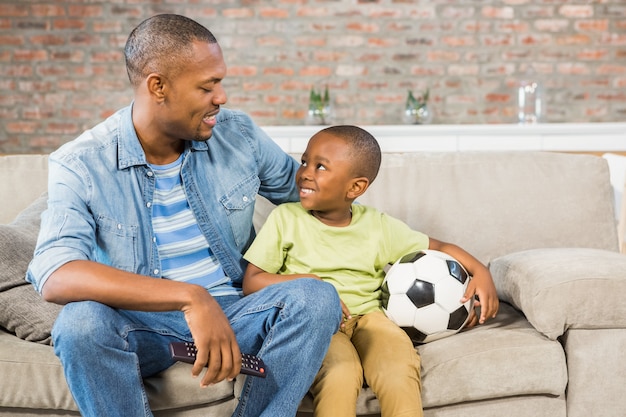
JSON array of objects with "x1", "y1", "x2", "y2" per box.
[{"x1": 320, "y1": 125, "x2": 382, "y2": 183}]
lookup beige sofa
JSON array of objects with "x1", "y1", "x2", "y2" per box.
[{"x1": 1, "y1": 151, "x2": 625, "y2": 417}]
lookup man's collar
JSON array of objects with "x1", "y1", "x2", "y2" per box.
[{"x1": 117, "y1": 104, "x2": 148, "y2": 169}]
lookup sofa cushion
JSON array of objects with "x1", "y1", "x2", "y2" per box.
[
  {"x1": 490, "y1": 248, "x2": 626, "y2": 340},
  {"x1": 0, "y1": 193, "x2": 62, "y2": 344},
  {"x1": 0, "y1": 331, "x2": 238, "y2": 413}
]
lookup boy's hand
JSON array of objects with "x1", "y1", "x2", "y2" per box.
[
  {"x1": 427, "y1": 237, "x2": 499, "y2": 327},
  {"x1": 339, "y1": 299, "x2": 352, "y2": 329},
  {"x1": 461, "y1": 269, "x2": 499, "y2": 326}
]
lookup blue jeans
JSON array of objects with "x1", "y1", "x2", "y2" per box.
[{"x1": 52, "y1": 278, "x2": 341, "y2": 417}]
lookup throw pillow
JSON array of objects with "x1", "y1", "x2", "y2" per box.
[
  {"x1": 490, "y1": 248, "x2": 626, "y2": 340},
  {"x1": 0, "y1": 193, "x2": 62, "y2": 344}
]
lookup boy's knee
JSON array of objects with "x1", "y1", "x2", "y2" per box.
[
  {"x1": 324, "y1": 361, "x2": 362, "y2": 384},
  {"x1": 314, "y1": 359, "x2": 364, "y2": 395},
  {"x1": 367, "y1": 362, "x2": 421, "y2": 396}
]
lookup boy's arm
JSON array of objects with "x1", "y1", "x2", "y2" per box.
[
  {"x1": 428, "y1": 238, "x2": 499, "y2": 325},
  {"x1": 242, "y1": 263, "x2": 319, "y2": 295}
]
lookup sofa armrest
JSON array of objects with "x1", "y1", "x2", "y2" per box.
[
  {"x1": 617, "y1": 177, "x2": 626, "y2": 255},
  {"x1": 602, "y1": 153, "x2": 626, "y2": 254},
  {"x1": 489, "y1": 248, "x2": 626, "y2": 340},
  {"x1": 0, "y1": 154, "x2": 49, "y2": 224}
]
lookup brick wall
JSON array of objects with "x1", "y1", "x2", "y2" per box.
[{"x1": 1, "y1": 0, "x2": 625, "y2": 154}]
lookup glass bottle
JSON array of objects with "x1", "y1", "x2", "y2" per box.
[{"x1": 517, "y1": 70, "x2": 542, "y2": 124}]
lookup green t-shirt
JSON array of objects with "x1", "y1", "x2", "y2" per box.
[{"x1": 244, "y1": 202, "x2": 429, "y2": 315}]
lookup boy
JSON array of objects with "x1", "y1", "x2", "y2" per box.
[{"x1": 243, "y1": 125, "x2": 499, "y2": 417}]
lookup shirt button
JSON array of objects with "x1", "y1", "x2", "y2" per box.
[
  {"x1": 153, "y1": 269, "x2": 159, "y2": 275},
  {"x1": 242, "y1": 196, "x2": 248, "y2": 202},
  {"x1": 117, "y1": 224, "x2": 122, "y2": 230},
  {"x1": 146, "y1": 202, "x2": 152, "y2": 208},
  {"x1": 153, "y1": 237, "x2": 157, "y2": 243},
  {"x1": 147, "y1": 171, "x2": 153, "y2": 177}
]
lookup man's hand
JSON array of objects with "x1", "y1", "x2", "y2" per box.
[{"x1": 182, "y1": 286, "x2": 241, "y2": 387}]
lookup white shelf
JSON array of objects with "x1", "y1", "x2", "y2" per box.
[{"x1": 261, "y1": 123, "x2": 626, "y2": 153}]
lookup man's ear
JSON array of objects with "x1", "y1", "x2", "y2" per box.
[
  {"x1": 347, "y1": 177, "x2": 370, "y2": 199},
  {"x1": 146, "y1": 73, "x2": 166, "y2": 102}
]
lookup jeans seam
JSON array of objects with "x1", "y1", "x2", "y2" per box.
[
  {"x1": 230, "y1": 301, "x2": 286, "y2": 322},
  {"x1": 120, "y1": 325, "x2": 192, "y2": 344}
]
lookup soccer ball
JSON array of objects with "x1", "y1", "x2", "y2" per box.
[{"x1": 381, "y1": 250, "x2": 474, "y2": 344}]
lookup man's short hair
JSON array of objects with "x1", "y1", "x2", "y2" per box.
[{"x1": 124, "y1": 14, "x2": 217, "y2": 88}]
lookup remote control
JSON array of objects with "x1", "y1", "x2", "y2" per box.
[{"x1": 169, "y1": 341, "x2": 267, "y2": 378}]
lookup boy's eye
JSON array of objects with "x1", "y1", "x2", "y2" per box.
[
  {"x1": 300, "y1": 160, "x2": 307, "y2": 167},
  {"x1": 317, "y1": 164, "x2": 326, "y2": 171}
]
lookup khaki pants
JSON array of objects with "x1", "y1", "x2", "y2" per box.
[{"x1": 310, "y1": 311, "x2": 423, "y2": 417}]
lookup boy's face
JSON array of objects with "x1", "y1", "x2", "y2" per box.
[{"x1": 296, "y1": 131, "x2": 356, "y2": 215}]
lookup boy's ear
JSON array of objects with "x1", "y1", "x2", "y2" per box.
[{"x1": 347, "y1": 177, "x2": 370, "y2": 199}]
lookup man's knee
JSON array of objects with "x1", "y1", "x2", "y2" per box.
[
  {"x1": 282, "y1": 278, "x2": 342, "y2": 323},
  {"x1": 52, "y1": 301, "x2": 118, "y2": 347}
]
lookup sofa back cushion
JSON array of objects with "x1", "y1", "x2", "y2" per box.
[
  {"x1": 2, "y1": 152, "x2": 618, "y2": 267},
  {"x1": 354, "y1": 151, "x2": 618, "y2": 265}
]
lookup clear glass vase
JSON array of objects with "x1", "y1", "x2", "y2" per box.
[
  {"x1": 306, "y1": 85, "x2": 333, "y2": 125},
  {"x1": 403, "y1": 104, "x2": 432, "y2": 125},
  {"x1": 306, "y1": 104, "x2": 333, "y2": 125}
]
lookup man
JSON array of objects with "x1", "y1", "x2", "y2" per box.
[{"x1": 27, "y1": 14, "x2": 341, "y2": 417}]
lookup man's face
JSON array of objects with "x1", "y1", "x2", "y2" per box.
[{"x1": 158, "y1": 41, "x2": 228, "y2": 142}]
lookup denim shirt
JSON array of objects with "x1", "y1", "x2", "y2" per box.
[{"x1": 26, "y1": 105, "x2": 299, "y2": 293}]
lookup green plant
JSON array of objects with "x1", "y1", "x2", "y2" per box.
[
  {"x1": 309, "y1": 85, "x2": 331, "y2": 124},
  {"x1": 406, "y1": 88, "x2": 429, "y2": 110}
]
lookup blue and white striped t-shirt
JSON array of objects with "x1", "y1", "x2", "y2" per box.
[{"x1": 149, "y1": 155, "x2": 238, "y2": 296}]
